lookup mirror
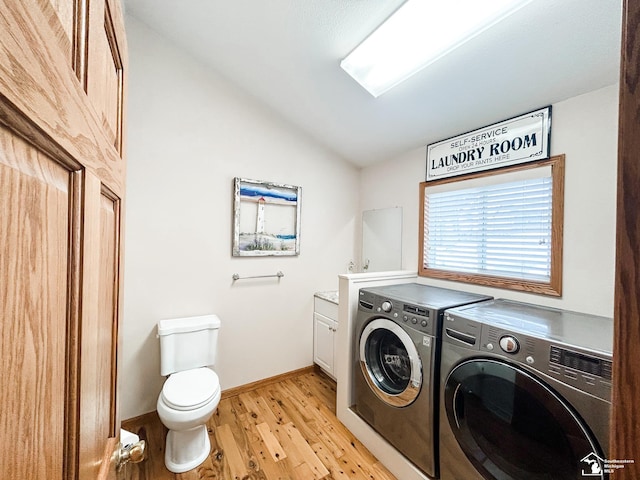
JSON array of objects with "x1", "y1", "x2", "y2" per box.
[{"x1": 362, "y1": 207, "x2": 402, "y2": 272}]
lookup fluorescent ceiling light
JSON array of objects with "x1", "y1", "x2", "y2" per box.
[{"x1": 340, "y1": 0, "x2": 533, "y2": 97}]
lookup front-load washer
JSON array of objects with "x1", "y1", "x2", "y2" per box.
[
  {"x1": 352, "y1": 283, "x2": 492, "y2": 477},
  {"x1": 439, "y1": 299, "x2": 613, "y2": 480}
]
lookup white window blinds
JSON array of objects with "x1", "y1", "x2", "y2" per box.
[{"x1": 424, "y1": 173, "x2": 553, "y2": 282}]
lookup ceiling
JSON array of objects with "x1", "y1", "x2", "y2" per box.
[{"x1": 123, "y1": 0, "x2": 622, "y2": 168}]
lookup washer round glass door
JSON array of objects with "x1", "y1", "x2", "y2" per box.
[
  {"x1": 359, "y1": 318, "x2": 422, "y2": 407},
  {"x1": 444, "y1": 359, "x2": 604, "y2": 480}
]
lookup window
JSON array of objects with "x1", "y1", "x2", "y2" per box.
[{"x1": 419, "y1": 155, "x2": 564, "y2": 296}]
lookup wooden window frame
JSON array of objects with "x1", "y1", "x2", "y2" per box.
[{"x1": 418, "y1": 154, "x2": 565, "y2": 296}]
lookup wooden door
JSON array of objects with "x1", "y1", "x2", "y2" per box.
[
  {"x1": 0, "y1": 121, "x2": 78, "y2": 479},
  {"x1": 0, "y1": 1, "x2": 127, "y2": 479},
  {"x1": 611, "y1": 0, "x2": 640, "y2": 477}
]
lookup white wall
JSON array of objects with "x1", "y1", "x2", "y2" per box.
[
  {"x1": 122, "y1": 14, "x2": 618, "y2": 419},
  {"x1": 360, "y1": 85, "x2": 618, "y2": 317},
  {"x1": 122, "y1": 16, "x2": 359, "y2": 419}
]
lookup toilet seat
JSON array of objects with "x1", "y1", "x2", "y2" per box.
[{"x1": 162, "y1": 367, "x2": 220, "y2": 411}]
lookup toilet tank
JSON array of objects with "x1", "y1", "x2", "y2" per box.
[{"x1": 158, "y1": 314, "x2": 221, "y2": 376}]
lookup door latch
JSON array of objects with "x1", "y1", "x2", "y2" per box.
[{"x1": 117, "y1": 439, "x2": 146, "y2": 470}]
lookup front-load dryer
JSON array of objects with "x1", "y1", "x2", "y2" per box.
[
  {"x1": 352, "y1": 283, "x2": 492, "y2": 477},
  {"x1": 439, "y1": 299, "x2": 613, "y2": 480}
]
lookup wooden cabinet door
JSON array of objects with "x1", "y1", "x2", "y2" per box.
[{"x1": 0, "y1": 1, "x2": 127, "y2": 479}]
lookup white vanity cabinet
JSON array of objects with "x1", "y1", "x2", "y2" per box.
[{"x1": 313, "y1": 293, "x2": 339, "y2": 380}]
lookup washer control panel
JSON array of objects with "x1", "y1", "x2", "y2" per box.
[
  {"x1": 442, "y1": 311, "x2": 612, "y2": 401},
  {"x1": 358, "y1": 290, "x2": 434, "y2": 335},
  {"x1": 481, "y1": 326, "x2": 611, "y2": 401},
  {"x1": 549, "y1": 346, "x2": 612, "y2": 381}
]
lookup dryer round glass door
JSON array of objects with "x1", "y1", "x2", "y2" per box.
[
  {"x1": 359, "y1": 318, "x2": 422, "y2": 407},
  {"x1": 444, "y1": 359, "x2": 604, "y2": 480}
]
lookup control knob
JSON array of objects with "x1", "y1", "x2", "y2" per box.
[
  {"x1": 381, "y1": 301, "x2": 392, "y2": 313},
  {"x1": 499, "y1": 335, "x2": 520, "y2": 354}
]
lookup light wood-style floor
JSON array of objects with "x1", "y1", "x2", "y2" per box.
[{"x1": 122, "y1": 368, "x2": 397, "y2": 480}]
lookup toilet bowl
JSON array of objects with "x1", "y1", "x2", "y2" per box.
[
  {"x1": 157, "y1": 367, "x2": 221, "y2": 473},
  {"x1": 157, "y1": 314, "x2": 222, "y2": 473}
]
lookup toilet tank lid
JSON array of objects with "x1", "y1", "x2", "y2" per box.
[{"x1": 157, "y1": 314, "x2": 221, "y2": 336}]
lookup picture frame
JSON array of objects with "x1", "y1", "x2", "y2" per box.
[{"x1": 232, "y1": 178, "x2": 302, "y2": 256}]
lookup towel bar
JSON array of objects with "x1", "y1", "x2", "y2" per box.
[{"x1": 232, "y1": 271, "x2": 284, "y2": 281}]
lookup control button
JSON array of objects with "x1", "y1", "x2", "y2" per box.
[
  {"x1": 421, "y1": 320, "x2": 428, "y2": 327},
  {"x1": 499, "y1": 335, "x2": 520, "y2": 354},
  {"x1": 486, "y1": 343, "x2": 494, "y2": 351},
  {"x1": 393, "y1": 312, "x2": 398, "y2": 318},
  {"x1": 526, "y1": 356, "x2": 535, "y2": 365},
  {"x1": 411, "y1": 317, "x2": 418, "y2": 324},
  {"x1": 381, "y1": 301, "x2": 392, "y2": 313},
  {"x1": 403, "y1": 315, "x2": 409, "y2": 322}
]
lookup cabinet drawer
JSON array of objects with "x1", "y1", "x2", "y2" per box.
[{"x1": 314, "y1": 297, "x2": 338, "y2": 321}]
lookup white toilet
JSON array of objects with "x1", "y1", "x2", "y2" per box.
[{"x1": 157, "y1": 314, "x2": 222, "y2": 473}]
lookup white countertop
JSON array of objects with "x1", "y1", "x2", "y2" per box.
[{"x1": 314, "y1": 290, "x2": 339, "y2": 304}]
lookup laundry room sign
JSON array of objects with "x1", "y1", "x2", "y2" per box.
[{"x1": 426, "y1": 106, "x2": 551, "y2": 181}]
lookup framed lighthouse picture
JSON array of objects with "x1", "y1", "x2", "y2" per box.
[{"x1": 232, "y1": 178, "x2": 302, "y2": 256}]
